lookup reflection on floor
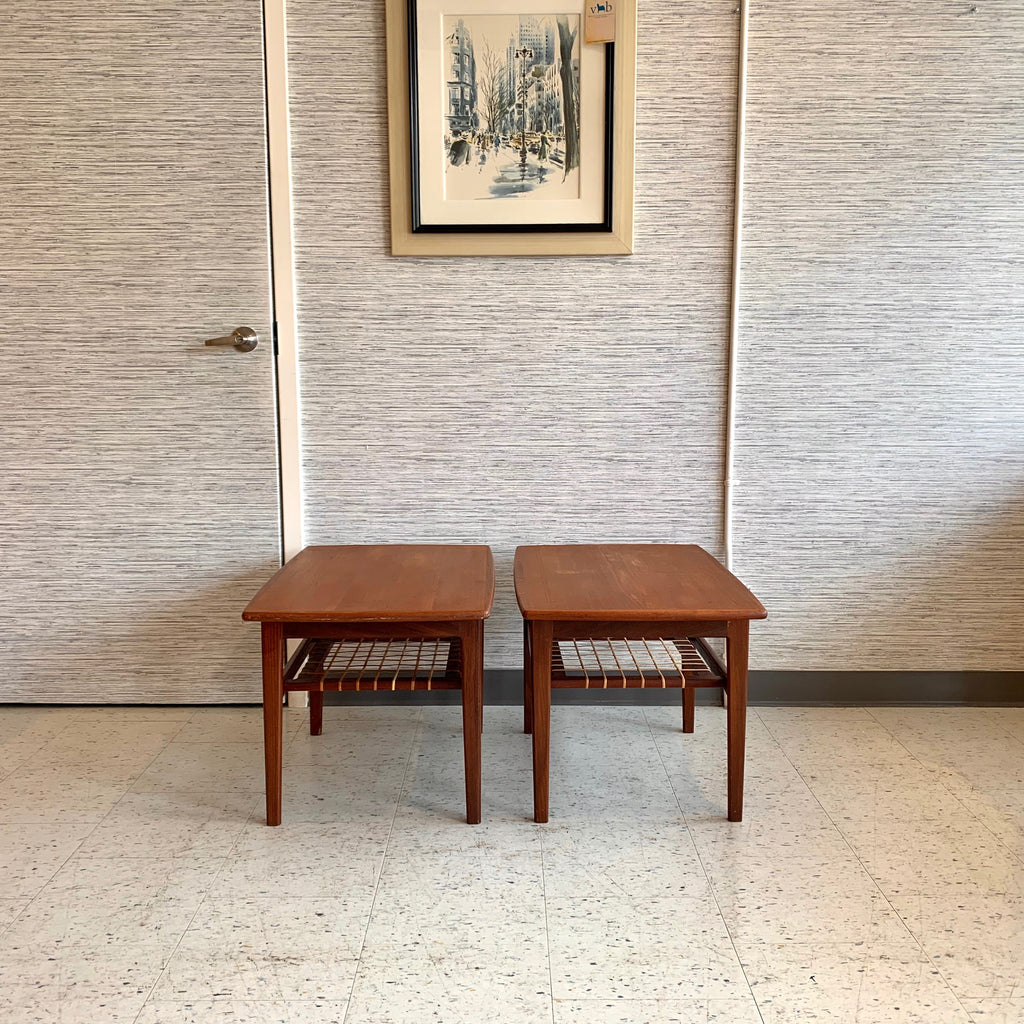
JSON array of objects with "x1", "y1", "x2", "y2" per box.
[{"x1": 0, "y1": 703, "x2": 1022, "y2": 1023}]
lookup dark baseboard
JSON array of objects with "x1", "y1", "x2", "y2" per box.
[
  {"x1": 321, "y1": 669, "x2": 1024, "y2": 707},
  {"x1": 747, "y1": 670, "x2": 1024, "y2": 706}
]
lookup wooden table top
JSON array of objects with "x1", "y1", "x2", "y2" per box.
[
  {"x1": 513, "y1": 544, "x2": 766, "y2": 621},
  {"x1": 243, "y1": 545, "x2": 495, "y2": 622}
]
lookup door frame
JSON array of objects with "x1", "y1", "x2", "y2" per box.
[
  {"x1": 265, "y1": 0, "x2": 304, "y2": 563},
  {"x1": 265, "y1": 0, "x2": 307, "y2": 705}
]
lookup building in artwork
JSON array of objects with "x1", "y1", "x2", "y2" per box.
[
  {"x1": 446, "y1": 19, "x2": 477, "y2": 134},
  {"x1": 518, "y1": 15, "x2": 556, "y2": 68},
  {"x1": 503, "y1": 16, "x2": 564, "y2": 137}
]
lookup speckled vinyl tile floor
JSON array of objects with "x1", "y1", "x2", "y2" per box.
[{"x1": 0, "y1": 703, "x2": 1022, "y2": 1024}]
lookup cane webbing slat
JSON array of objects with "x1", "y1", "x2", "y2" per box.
[
  {"x1": 284, "y1": 638, "x2": 462, "y2": 692},
  {"x1": 550, "y1": 637, "x2": 723, "y2": 688}
]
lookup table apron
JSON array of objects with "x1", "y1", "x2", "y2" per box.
[
  {"x1": 544, "y1": 619, "x2": 731, "y2": 640},
  {"x1": 282, "y1": 621, "x2": 476, "y2": 641}
]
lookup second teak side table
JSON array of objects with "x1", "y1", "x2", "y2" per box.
[{"x1": 514, "y1": 544, "x2": 766, "y2": 823}]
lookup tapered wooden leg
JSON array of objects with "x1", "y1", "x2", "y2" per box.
[
  {"x1": 682, "y1": 685, "x2": 695, "y2": 734},
  {"x1": 309, "y1": 690, "x2": 323, "y2": 736},
  {"x1": 261, "y1": 622, "x2": 285, "y2": 826},
  {"x1": 523, "y1": 620, "x2": 534, "y2": 735},
  {"x1": 460, "y1": 621, "x2": 484, "y2": 825},
  {"x1": 530, "y1": 620, "x2": 552, "y2": 823},
  {"x1": 476, "y1": 620, "x2": 485, "y2": 741},
  {"x1": 726, "y1": 620, "x2": 749, "y2": 822}
]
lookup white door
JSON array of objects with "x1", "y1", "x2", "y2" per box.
[{"x1": 1, "y1": 0, "x2": 281, "y2": 702}]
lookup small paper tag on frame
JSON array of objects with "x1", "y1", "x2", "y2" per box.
[{"x1": 585, "y1": 0, "x2": 615, "y2": 43}]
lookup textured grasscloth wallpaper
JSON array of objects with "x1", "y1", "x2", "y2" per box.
[
  {"x1": 8, "y1": 0, "x2": 1019, "y2": 701},
  {"x1": 1, "y1": 2, "x2": 280, "y2": 701},
  {"x1": 287, "y1": 1, "x2": 740, "y2": 668},
  {"x1": 288, "y1": 1, "x2": 1024, "y2": 672},
  {"x1": 734, "y1": 2, "x2": 1024, "y2": 669}
]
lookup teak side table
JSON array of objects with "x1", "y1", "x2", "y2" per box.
[
  {"x1": 514, "y1": 544, "x2": 766, "y2": 823},
  {"x1": 243, "y1": 544, "x2": 495, "y2": 825}
]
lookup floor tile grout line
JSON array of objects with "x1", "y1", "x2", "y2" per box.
[
  {"x1": 697, "y1": 707, "x2": 1014, "y2": 1021},
  {"x1": 767, "y1": 714, "x2": 979, "y2": 1023},
  {"x1": 762, "y1": 711, "x2": 929, "y2": 915},
  {"x1": 539, "y1": 816, "x2": 558, "y2": 1024},
  {"x1": 125, "y1": 708, "x2": 314, "y2": 1023},
  {"x1": 3, "y1": 705, "x2": 1019, "y2": 1021},
  {"x1": 0, "y1": 836, "x2": 89, "y2": 940},
  {"x1": 704, "y1": 712, "x2": 974, "y2": 1024},
  {"x1": 863, "y1": 706, "x2": 1024, "y2": 870},
  {"x1": 676, "y1": 706, "x2": 985, "y2": 1023},
  {"x1": 0, "y1": 707, "x2": 195, "y2": 822},
  {"x1": 642, "y1": 704, "x2": 766, "y2": 1024},
  {"x1": 0, "y1": 711, "x2": 199, "y2": 944},
  {"x1": 128, "y1": 749, "x2": 263, "y2": 1024},
  {"x1": 340, "y1": 705, "x2": 425, "y2": 1024},
  {"x1": 760, "y1": 705, "x2": 1007, "y2": 857},
  {"x1": 0, "y1": 729, "x2": 65, "y2": 786},
  {"x1": 89, "y1": 711, "x2": 195, "y2": 822},
  {"x1": 128, "y1": 889, "x2": 213, "y2": 1024}
]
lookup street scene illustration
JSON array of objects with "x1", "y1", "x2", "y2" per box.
[{"x1": 442, "y1": 14, "x2": 581, "y2": 202}]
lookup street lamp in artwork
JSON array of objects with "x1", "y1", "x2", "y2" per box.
[{"x1": 514, "y1": 46, "x2": 534, "y2": 169}]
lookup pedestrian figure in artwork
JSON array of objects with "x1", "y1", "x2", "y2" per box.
[
  {"x1": 448, "y1": 130, "x2": 472, "y2": 166},
  {"x1": 538, "y1": 130, "x2": 549, "y2": 161}
]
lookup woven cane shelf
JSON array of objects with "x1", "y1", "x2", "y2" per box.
[
  {"x1": 284, "y1": 637, "x2": 463, "y2": 693},
  {"x1": 551, "y1": 636, "x2": 725, "y2": 689}
]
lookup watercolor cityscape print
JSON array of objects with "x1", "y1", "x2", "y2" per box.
[{"x1": 442, "y1": 14, "x2": 582, "y2": 201}]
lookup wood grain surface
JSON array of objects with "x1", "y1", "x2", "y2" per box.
[
  {"x1": 514, "y1": 544, "x2": 766, "y2": 620},
  {"x1": 243, "y1": 545, "x2": 495, "y2": 621}
]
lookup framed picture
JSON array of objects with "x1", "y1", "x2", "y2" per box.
[{"x1": 386, "y1": 0, "x2": 636, "y2": 256}]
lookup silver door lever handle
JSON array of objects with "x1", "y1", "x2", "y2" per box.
[{"x1": 204, "y1": 327, "x2": 258, "y2": 352}]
